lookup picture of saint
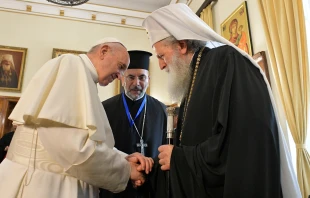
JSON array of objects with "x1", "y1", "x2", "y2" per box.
[
  {"x1": 0, "y1": 46, "x2": 27, "y2": 91},
  {"x1": 0, "y1": 54, "x2": 19, "y2": 88},
  {"x1": 229, "y1": 19, "x2": 249, "y2": 54},
  {"x1": 221, "y1": 2, "x2": 252, "y2": 55}
]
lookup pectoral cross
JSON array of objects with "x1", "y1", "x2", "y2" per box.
[{"x1": 136, "y1": 139, "x2": 148, "y2": 155}]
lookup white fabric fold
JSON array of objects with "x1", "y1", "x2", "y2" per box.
[
  {"x1": 38, "y1": 126, "x2": 96, "y2": 170},
  {"x1": 3, "y1": 53, "x2": 132, "y2": 196},
  {"x1": 9, "y1": 54, "x2": 112, "y2": 143},
  {"x1": 0, "y1": 125, "x2": 130, "y2": 197},
  {"x1": 38, "y1": 126, "x2": 130, "y2": 192}
]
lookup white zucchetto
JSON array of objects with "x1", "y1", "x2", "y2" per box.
[{"x1": 90, "y1": 37, "x2": 126, "y2": 50}]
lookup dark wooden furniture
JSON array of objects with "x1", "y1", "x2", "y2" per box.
[{"x1": 0, "y1": 96, "x2": 19, "y2": 138}]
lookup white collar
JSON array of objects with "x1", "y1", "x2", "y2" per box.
[{"x1": 79, "y1": 54, "x2": 98, "y2": 83}]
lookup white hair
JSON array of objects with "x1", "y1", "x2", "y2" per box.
[{"x1": 0, "y1": 54, "x2": 15, "y2": 69}]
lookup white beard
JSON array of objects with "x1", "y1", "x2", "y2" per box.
[{"x1": 166, "y1": 53, "x2": 192, "y2": 103}]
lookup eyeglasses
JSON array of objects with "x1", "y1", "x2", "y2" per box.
[{"x1": 125, "y1": 75, "x2": 148, "y2": 82}]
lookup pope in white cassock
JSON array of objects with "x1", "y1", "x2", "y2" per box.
[{"x1": 0, "y1": 38, "x2": 152, "y2": 198}]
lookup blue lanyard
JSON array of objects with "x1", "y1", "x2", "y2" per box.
[{"x1": 122, "y1": 93, "x2": 147, "y2": 127}]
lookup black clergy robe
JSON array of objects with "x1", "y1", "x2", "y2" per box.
[
  {"x1": 0, "y1": 131, "x2": 14, "y2": 162},
  {"x1": 151, "y1": 45, "x2": 283, "y2": 198},
  {"x1": 100, "y1": 94, "x2": 167, "y2": 198}
]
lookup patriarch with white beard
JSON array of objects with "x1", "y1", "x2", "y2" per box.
[{"x1": 143, "y1": 3, "x2": 301, "y2": 198}]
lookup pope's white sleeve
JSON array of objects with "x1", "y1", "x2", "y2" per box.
[
  {"x1": 37, "y1": 126, "x2": 130, "y2": 193},
  {"x1": 113, "y1": 147, "x2": 129, "y2": 158}
]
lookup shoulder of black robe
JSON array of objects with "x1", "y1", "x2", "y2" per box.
[
  {"x1": 146, "y1": 95, "x2": 167, "y2": 115},
  {"x1": 102, "y1": 94, "x2": 123, "y2": 111},
  {"x1": 166, "y1": 46, "x2": 282, "y2": 198},
  {"x1": 101, "y1": 94, "x2": 167, "y2": 198},
  {"x1": 102, "y1": 94, "x2": 122, "y2": 114}
]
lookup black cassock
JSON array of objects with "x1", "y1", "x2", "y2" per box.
[
  {"x1": 151, "y1": 46, "x2": 283, "y2": 198},
  {"x1": 100, "y1": 94, "x2": 167, "y2": 198},
  {"x1": 0, "y1": 131, "x2": 14, "y2": 162}
]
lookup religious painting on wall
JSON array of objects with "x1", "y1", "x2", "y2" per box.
[
  {"x1": 52, "y1": 48, "x2": 86, "y2": 58},
  {"x1": 253, "y1": 51, "x2": 271, "y2": 85},
  {"x1": 0, "y1": 45, "x2": 27, "y2": 92},
  {"x1": 221, "y1": 1, "x2": 253, "y2": 56}
]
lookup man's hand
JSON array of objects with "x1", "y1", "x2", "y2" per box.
[
  {"x1": 126, "y1": 152, "x2": 154, "y2": 174},
  {"x1": 158, "y1": 145, "x2": 174, "y2": 171},
  {"x1": 129, "y1": 161, "x2": 145, "y2": 187}
]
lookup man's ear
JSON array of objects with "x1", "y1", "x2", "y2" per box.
[
  {"x1": 121, "y1": 78, "x2": 126, "y2": 86},
  {"x1": 99, "y1": 45, "x2": 109, "y2": 59},
  {"x1": 178, "y1": 40, "x2": 188, "y2": 55},
  {"x1": 121, "y1": 71, "x2": 126, "y2": 86}
]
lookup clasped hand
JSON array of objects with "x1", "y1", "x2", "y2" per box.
[
  {"x1": 126, "y1": 152, "x2": 154, "y2": 187},
  {"x1": 158, "y1": 145, "x2": 173, "y2": 171}
]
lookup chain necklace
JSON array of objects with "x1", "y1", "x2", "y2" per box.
[
  {"x1": 130, "y1": 101, "x2": 147, "y2": 155},
  {"x1": 179, "y1": 47, "x2": 205, "y2": 144}
]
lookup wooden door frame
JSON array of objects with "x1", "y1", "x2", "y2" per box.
[{"x1": 0, "y1": 96, "x2": 19, "y2": 138}]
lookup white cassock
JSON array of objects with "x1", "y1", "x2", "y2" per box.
[{"x1": 0, "y1": 54, "x2": 130, "y2": 197}]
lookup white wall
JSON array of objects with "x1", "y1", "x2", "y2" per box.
[
  {"x1": 189, "y1": 0, "x2": 205, "y2": 12},
  {"x1": 0, "y1": 11, "x2": 170, "y2": 104}
]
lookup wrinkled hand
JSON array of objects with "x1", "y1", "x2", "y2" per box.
[
  {"x1": 129, "y1": 161, "x2": 145, "y2": 187},
  {"x1": 158, "y1": 145, "x2": 174, "y2": 171},
  {"x1": 126, "y1": 152, "x2": 154, "y2": 174}
]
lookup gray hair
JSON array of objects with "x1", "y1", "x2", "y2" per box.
[
  {"x1": 162, "y1": 36, "x2": 206, "y2": 53},
  {"x1": 0, "y1": 54, "x2": 15, "y2": 69},
  {"x1": 88, "y1": 44, "x2": 102, "y2": 54}
]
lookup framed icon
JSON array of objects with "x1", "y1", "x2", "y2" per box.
[
  {"x1": 221, "y1": 1, "x2": 253, "y2": 55},
  {"x1": 0, "y1": 45, "x2": 27, "y2": 91}
]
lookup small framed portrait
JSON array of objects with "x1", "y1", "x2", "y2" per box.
[
  {"x1": 52, "y1": 48, "x2": 86, "y2": 58},
  {"x1": 221, "y1": 1, "x2": 253, "y2": 56},
  {"x1": 0, "y1": 45, "x2": 27, "y2": 91}
]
